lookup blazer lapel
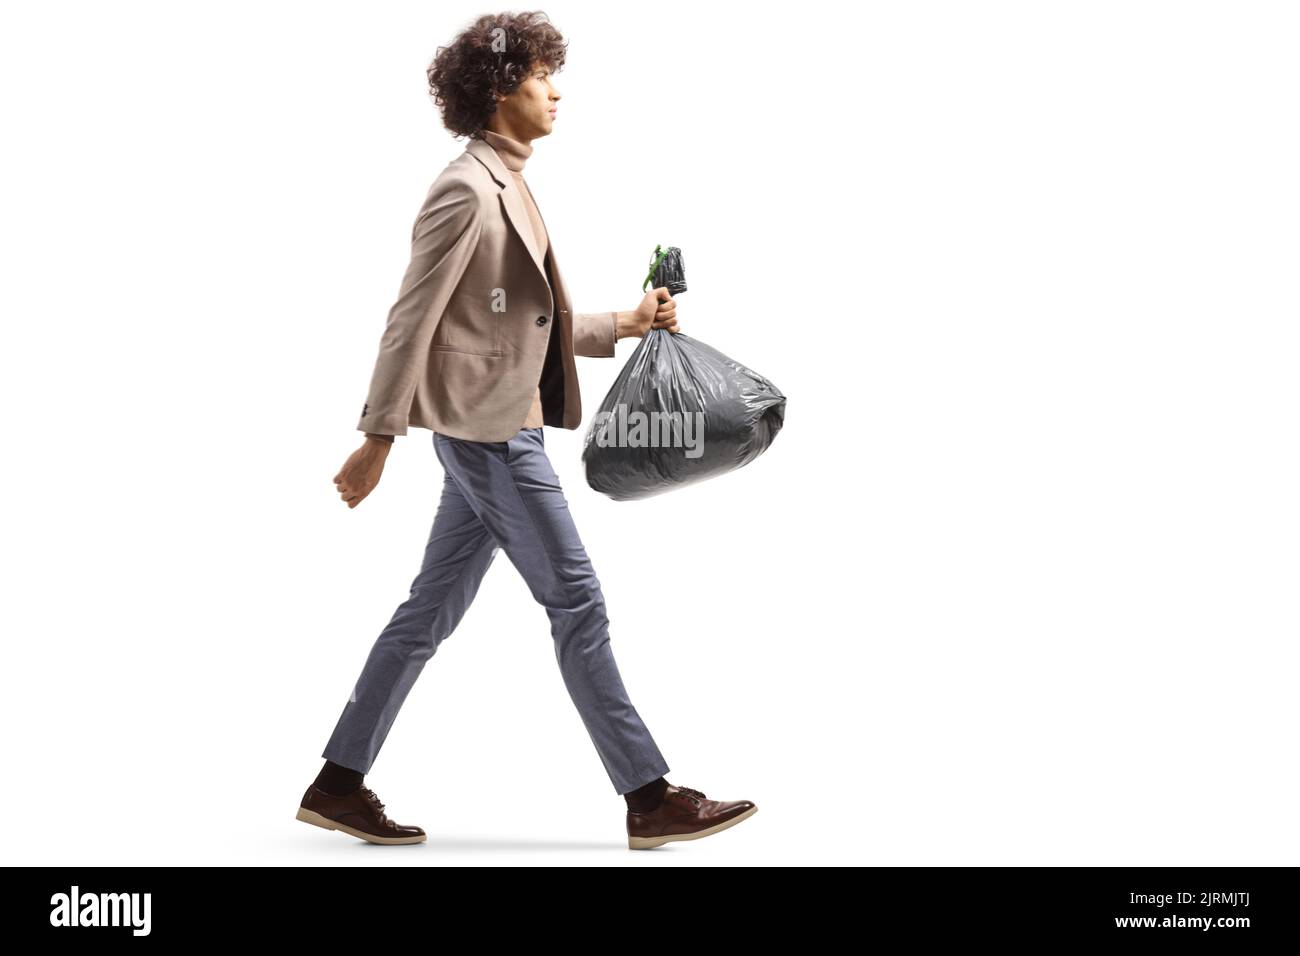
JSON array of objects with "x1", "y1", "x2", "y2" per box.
[{"x1": 465, "y1": 137, "x2": 548, "y2": 286}]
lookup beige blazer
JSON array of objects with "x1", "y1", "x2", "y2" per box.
[{"x1": 356, "y1": 136, "x2": 620, "y2": 443}]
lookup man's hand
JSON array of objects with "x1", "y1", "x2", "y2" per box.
[
  {"x1": 333, "y1": 438, "x2": 390, "y2": 509},
  {"x1": 627, "y1": 286, "x2": 679, "y2": 337}
]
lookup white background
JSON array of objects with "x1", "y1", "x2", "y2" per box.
[{"x1": 2, "y1": 0, "x2": 1297, "y2": 866}]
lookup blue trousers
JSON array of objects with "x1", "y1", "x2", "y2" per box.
[{"x1": 321, "y1": 426, "x2": 671, "y2": 794}]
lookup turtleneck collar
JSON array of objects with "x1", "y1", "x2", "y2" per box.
[{"x1": 480, "y1": 128, "x2": 532, "y2": 172}]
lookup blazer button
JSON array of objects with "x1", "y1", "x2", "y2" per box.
[{"x1": 536, "y1": 315, "x2": 549, "y2": 326}]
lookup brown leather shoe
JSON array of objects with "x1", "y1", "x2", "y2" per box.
[
  {"x1": 626, "y1": 783, "x2": 757, "y2": 849},
  {"x1": 295, "y1": 784, "x2": 426, "y2": 845}
]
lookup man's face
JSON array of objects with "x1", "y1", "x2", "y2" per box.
[{"x1": 495, "y1": 60, "x2": 561, "y2": 141}]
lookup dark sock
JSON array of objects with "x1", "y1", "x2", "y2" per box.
[
  {"x1": 314, "y1": 759, "x2": 364, "y2": 796},
  {"x1": 624, "y1": 776, "x2": 669, "y2": 812}
]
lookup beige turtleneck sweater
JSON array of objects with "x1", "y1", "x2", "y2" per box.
[{"x1": 481, "y1": 128, "x2": 551, "y2": 430}]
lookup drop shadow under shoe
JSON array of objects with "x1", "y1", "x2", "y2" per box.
[
  {"x1": 627, "y1": 783, "x2": 757, "y2": 850},
  {"x1": 296, "y1": 784, "x2": 426, "y2": 845}
]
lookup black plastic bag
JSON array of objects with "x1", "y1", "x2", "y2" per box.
[{"x1": 581, "y1": 246, "x2": 787, "y2": 500}]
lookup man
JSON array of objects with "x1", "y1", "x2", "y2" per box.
[{"x1": 295, "y1": 12, "x2": 757, "y2": 850}]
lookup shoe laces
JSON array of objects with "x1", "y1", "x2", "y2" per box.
[
  {"x1": 359, "y1": 787, "x2": 388, "y2": 821},
  {"x1": 674, "y1": 785, "x2": 707, "y2": 805}
]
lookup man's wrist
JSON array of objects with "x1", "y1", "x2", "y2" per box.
[{"x1": 615, "y1": 311, "x2": 638, "y2": 342}]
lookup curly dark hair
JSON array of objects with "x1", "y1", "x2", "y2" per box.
[{"x1": 427, "y1": 11, "x2": 568, "y2": 140}]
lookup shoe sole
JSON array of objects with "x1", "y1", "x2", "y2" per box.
[
  {"x1": 295, "y1": 806, "x2": 427, "y2": 845},
  {"x1": 628, "y1": 804, "x2": 758, "y2": 850}
]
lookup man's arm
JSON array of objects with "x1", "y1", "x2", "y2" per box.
[
  {"x1": 572, "y1": 310, "x2": 619, "y2": 357},
  {"x1": 574, "y1": 290, "x2": 677, "y2": 356},
  {"x1": 573, "y1": 310, "x2": 653, "y2": 355},
  {"x1": 356, "y1": 177, "x2": 483, "y2": 438}
]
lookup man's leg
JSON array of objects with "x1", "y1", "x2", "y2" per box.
[
  {"x1": 433, "y1": 426, "x2": 671, "y2": 795},
  {"x1": 320, "y1": 456, "x2": 500, "y2": 775}
]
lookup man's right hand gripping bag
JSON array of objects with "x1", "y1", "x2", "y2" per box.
[{"x1": 581, "y1": 245, "x2": 787, "y2": 501}]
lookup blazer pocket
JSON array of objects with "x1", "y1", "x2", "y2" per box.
[{"x1": 430, "y1": 343, "x2": 504, "y2": 357}]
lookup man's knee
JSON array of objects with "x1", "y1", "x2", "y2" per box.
[{"x1": 532, "y1": 575, "x2": 605, "y2": 615}]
